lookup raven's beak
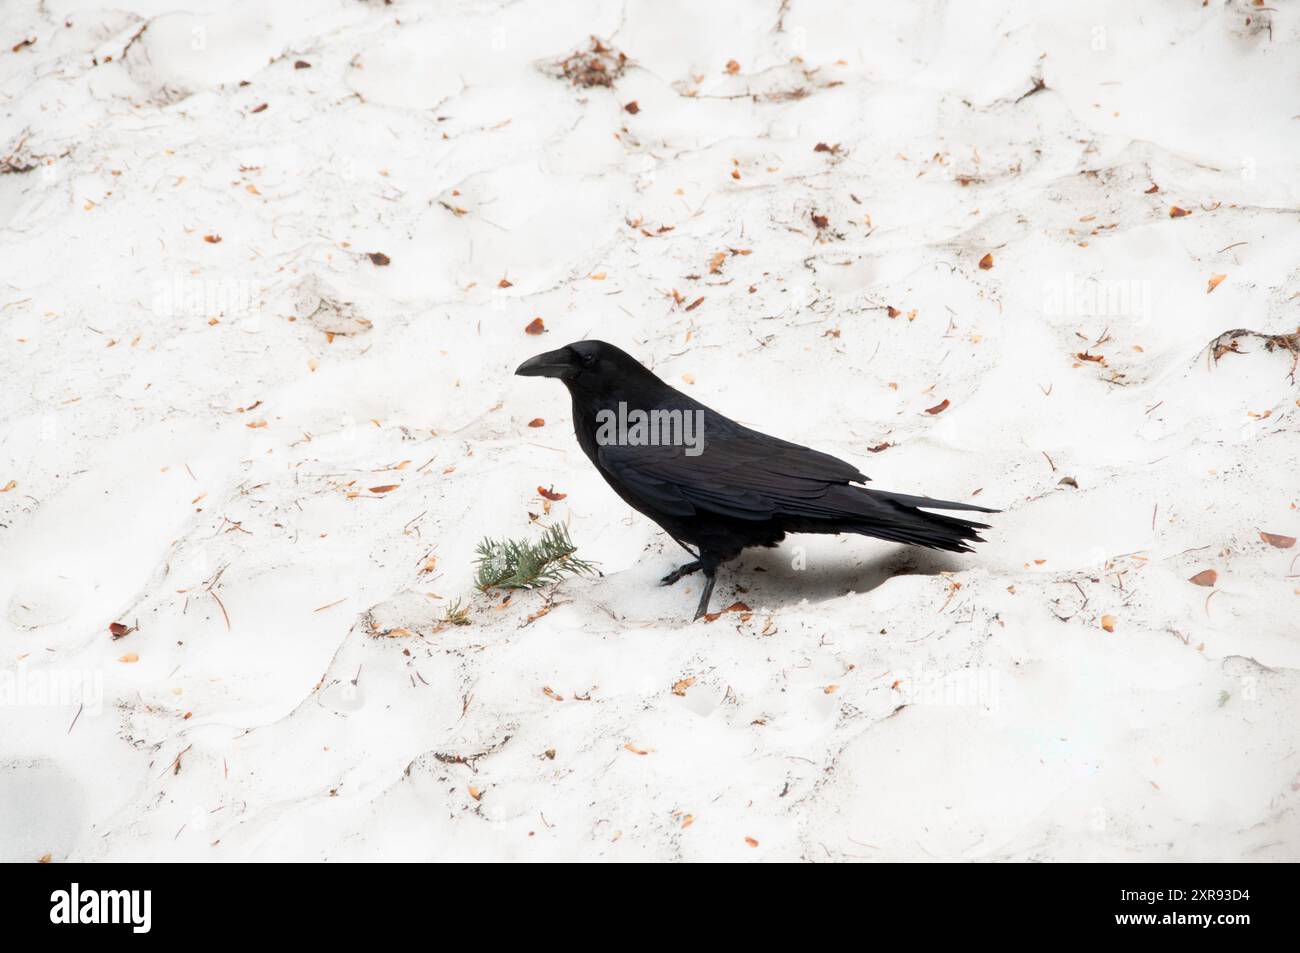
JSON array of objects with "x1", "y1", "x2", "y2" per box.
[{"x1": 515, "y1": 347, "x2": 571, "y2": 378}]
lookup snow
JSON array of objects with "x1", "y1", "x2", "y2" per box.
[{"x1": 2, "y1": 0, "x2": 1298, "y2": 861}]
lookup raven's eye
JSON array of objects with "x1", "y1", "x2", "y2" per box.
[{"x1": 579, "y1": 352, "x2": 596, "y2": 368}]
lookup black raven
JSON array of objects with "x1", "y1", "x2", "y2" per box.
[{"x1": 516, "y1": 340, "x2": 995, "y2": 621}]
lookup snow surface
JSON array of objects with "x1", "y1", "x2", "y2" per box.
[{"x1": 2, "y1": 0, "x2": 1299, "y2": 862}]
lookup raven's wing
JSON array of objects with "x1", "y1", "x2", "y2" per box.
[
  {"x1": 594, "y1": 409, "x2": 869, "y2": 522},
  {"x1": 593, "y1": 405, "x2": 995, "y2": 551}
]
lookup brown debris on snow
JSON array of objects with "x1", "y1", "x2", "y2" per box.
[
  {"x1": 556, "y1": 37, "x2": 628, "y2": 88},
  {"x1": 1208, "y1": 328, "x2": 1300, "y2": 359},
  {"x1": 1259, "y1": 531, "x2": 1295, "y2": 549}
]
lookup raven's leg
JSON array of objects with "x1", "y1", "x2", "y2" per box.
[
  {"x1": 660, "y1": 560, "x2": 702, "y2": 586},
  {"x1": 692, "y1": 555, "x2": 721, "y2": 621}
]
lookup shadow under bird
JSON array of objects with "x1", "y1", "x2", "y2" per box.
[{"x1": 516, "y1": 340, "x2": 996, "y2": 621}]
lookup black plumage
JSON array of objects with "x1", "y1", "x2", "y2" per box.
[{"x1": 516, "y1": 340, "x2": 995, "y2": 620}]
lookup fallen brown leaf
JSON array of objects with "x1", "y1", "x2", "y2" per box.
[
  {"x1": 1260, "y1": 531, "x2": 1296, "y2": 549},
  {"x1": 369, "y1": 484, "x2": 399, "y2": 494},
  {"x1": 1188, "y1": 569, "x2": 1218, "y2": 587},
  {"x1": 525, "y1": 316, "x2": 546, "y2": 335},
  {"x1": 537, "y1": 485, "x2": 566, "y2": 501},
  {"x1": 527, "y1": 418, "x2": 545, "y2": 427},
  {"x1": 367, "y1": 251, "x2": 390, "y2": 266},
  {"x1": 978, "y1": 252, "x2": 994, "y2": 270},
  {"x1": 1206, "y1": 274, "x2": 1227, "y2": 294},
  {"x1": 1100, "y1": 614, "x2": 1116, "y2": 633},
  {"x1": 703, "y1": 601, "x2": 751, "y2": 623},
  {"x1": 924, "y1": 399, "x2": 950, "y2": 415}
]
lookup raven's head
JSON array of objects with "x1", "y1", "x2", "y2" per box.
[{"x1": 515, "y1": 340, "x2": 657, "y2": 392}]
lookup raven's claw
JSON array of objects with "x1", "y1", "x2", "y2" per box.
[{"x1": 660, "y1": 560, "x2": 702, "y2": 586}]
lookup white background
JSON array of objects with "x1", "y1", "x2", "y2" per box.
[{"x1": 1, "y1": 0, "x2": 1298, "y2": 861}]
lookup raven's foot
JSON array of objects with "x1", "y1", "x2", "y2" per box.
[
  {"x1": 692, "y1": 567, "x2": 718, "y2": 622},
  {"x1": 660, "y1": 560, "x2": 702, "y2": 586}
]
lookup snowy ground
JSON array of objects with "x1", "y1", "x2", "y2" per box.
[{"x1": 2, "y1": 0, "x2": 1299, "y2": 862}]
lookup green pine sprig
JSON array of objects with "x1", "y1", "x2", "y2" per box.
[{"x1": 473, "y1": 523, "x2": 598, "y2": 592}]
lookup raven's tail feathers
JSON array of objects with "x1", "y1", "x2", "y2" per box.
[
  {"x1": 850, "y1": 488, "x2": 995, "y2": 553},
  {"x1": 863, "y1": 488, "x2": 998, "y2": 516},
  {"x1": 774, "y1": 485, "x2": 996, "y2": 552}
]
